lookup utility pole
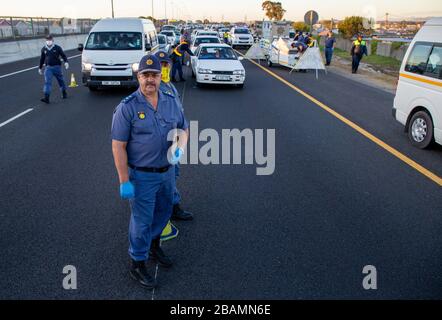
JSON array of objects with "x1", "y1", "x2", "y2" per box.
[
  {"x1": 151, "y1": 0, "x2": 154, "y2": 19},
  {"x1": 111, "y1": 0, "x2": 114, "y2": 18},
  {"x1": 385, "y1": 12, "x2": 389, "y2": 30},
  {"x1": 165, "y1": 0, "x2": 167, "y2": 20}
]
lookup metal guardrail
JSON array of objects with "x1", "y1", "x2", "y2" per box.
[{"x1": 0, "y1": 16, "x2": 99, "y2": 40}]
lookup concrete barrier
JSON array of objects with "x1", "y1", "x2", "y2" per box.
[{"x1": 0, "y1": 34, "x2": 88, "y2": 65}]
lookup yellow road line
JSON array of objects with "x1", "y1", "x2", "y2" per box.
[{"x1": 238, "y1": 51, "x2": 442, "y2": 187}]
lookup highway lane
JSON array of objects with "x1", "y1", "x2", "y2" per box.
[
  {"x1": 0, "y1": 54, "x2": 441, "y2": 299},
  {"x1": 242, "y1": 55, "x2": 442, "y2": 180}
]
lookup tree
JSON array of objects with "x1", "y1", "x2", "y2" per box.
[
  {"x1": 139, "y1": 16, "x2": 157, "y2": 23},
  {"x1": 338, "y1": 16, "x2": 368, "y2": 39},
  {"x1": 292, "y1": 21, "x2": 309, "y2": 32},
  {"x1": 203, "y1": 19, "x2": 210, "y2": 24},
  {"x1": 262, "y1": 1, "x2": 286, "y2": 21}
]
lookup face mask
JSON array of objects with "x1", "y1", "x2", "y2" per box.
[
  {"x1": 46, "y1": 40, "x2": 54, "y2": 47},
  {"x1": 161, "y1": 66, "x2": 171, "y2": 83}
]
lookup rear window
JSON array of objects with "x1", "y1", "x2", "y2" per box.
[
  {"x1": 195, "y1": 37, "x2": 220, "y2": 46},
  {"x1": 234, "y1": 29, "x2": 250, "y2": 34}
]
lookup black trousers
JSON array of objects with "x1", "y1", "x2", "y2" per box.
[{"x1": 352, "y1": 54, "x2": 362, "y2": 73}]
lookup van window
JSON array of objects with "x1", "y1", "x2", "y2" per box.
[
  {"x1": 85, "y1": 32, "x2": 142, "y2": 50},
  {"x1": 425, "y1": 45, "x2": 442, "y2": 79},
  {"x1": 405, "y1": 42, "x2": 433, "y2": 75},
  {"x1": 149, "y1": 31, "x2": 158, "y2": 47}
]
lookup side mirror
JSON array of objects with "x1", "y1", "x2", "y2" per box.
[
  {"x1": 145, "y1": 43, "x2": 152, "y2": 51},
  {"x1": 238, "y1": 56, "x2": 244, "y2": 61},
  {"x1": 77, "y1": 43, "x2": 84, "y2": 52}
]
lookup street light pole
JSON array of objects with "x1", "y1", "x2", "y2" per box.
[
  {"x1": 111, "y1": 0, "x2": 114, "y2": 18},
  {"x1": 152, "y1": 0, "x2": 154, "y2": 19}
]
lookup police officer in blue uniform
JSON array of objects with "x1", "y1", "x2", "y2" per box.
[
  {"x1": 111, "y1": 54, "x2": 189, "y2": 289},
  {"x1": 38, "y1": 35, "x2": 69, "y2": 104},
  {"x1": 155, "y1": 50, "x2": 194, "y2": 221}
]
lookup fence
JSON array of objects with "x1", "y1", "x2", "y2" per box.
[{"x1": 0, "y1": 16, "x2": 99, "y2": 41}]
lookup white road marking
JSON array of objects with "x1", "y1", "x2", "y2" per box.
[
  {"x1": 0, "y1": 108, "x2": 34, "y2": 128},
  {"x1": 0, "y1": 54, "x2": 82, "y2": 79}
]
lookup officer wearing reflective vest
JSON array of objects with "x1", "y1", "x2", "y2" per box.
[
  {"x1": 170, "y1": 38, "x2": 194, "y2": 82},
  {"x1": 223, "y1": 31, "x2": 230, "y2": 44},
  {"x1": 111, "y1": 54, "x2": 189, "y2": 289},
  {"x1": 155, "y1": 50, "x2": 194, "y2": 221},
  {"x1": 350, "y1": 35, "x2": 368, "y2": 74}
]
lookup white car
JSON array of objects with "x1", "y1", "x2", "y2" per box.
[
  {"x1": 393, "y1": 17, "x2": 442, "y2": 148},
  {"x1": 229, "y1": 27, "x2": 254, "y2": 48},
  {"x1": 160, "y1": 30, "x2": 177, "y2": 45},
  {"x1": 191, "y1": 44, "x2": 246, "y2": 88},
  {"x1": 190, "y1": 35, "x2": 221, "y2": 53}
]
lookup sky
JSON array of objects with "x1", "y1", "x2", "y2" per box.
[{"x1": 2, "y1": 0, "x2": 442, "y2": 22}]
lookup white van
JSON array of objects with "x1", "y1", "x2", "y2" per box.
[
  {"x1": 78, "y1": 18, "x2": 159, "y2": 91},
  {"x1": 393, "y1": 17, "x2": 442, "y2": 148}
]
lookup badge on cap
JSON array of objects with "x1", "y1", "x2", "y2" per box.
[
  {"x1": 146, "y1": 59, "x2": 153, "y2": 66},
  {"x1": 160, "y1": 52, "x2": 165, "y2": 58},
  {"x1": 138, "y1": 112, "x2": 146, "y2": 120}
]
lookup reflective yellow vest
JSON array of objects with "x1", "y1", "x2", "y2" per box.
[
  {"x1": 173, "y1": 41, "x2": 188, "y2": 57},
  {"x1": 353, "y1": 39, "x2": 366, "y2": 46}
]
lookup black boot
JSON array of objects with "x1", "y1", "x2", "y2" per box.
[
  {"x1": 62, "y1": 90, "x2": 67, "y2": 99},
  {"x1": 171, "y1": 78, "x2": 178, "y2": 83},
  {"x1": 129, "y1": 260, "x2": 157, "y2": 289},
  {"x1": 150, "y1": 238, "x2": 173, "y2": 268},
  {"x1": 40, "y1": 94, "x2": 50, "y2": 104},
  {"x1": 172, "y1": 204, "x2": 194, "y2": 221}
]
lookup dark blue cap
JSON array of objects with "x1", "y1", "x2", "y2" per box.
[
  {"x1": 155, "y1": 50, "x2": 172, "y2": 64},
  {"x1": 138, "y1": 54, "x2": 161, "y2": 74}
]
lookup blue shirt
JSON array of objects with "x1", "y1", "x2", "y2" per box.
[
  {"x1": 111, "y1": 89, "x2": 189, "y2": 168},
  {"x1": 159, "y1": 81, "x2": 183, "y2": 110},
  {"x1": 325, "y1": 37, "x2": 336, "y2": 49}
]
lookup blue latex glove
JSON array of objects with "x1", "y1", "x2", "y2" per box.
[
  {"x1": 170, "y1": 147, "x2": 184, "y2": 165},
  {"x1": 120, "y1": 181, "x2": 135, "y2": 200}
]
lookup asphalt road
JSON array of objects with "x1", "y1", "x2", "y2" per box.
[{"x1": 0, "y1": 49, "x2": 441, "y2": 299}]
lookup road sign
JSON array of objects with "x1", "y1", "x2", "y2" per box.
[{"x1": 304, "y1": 10, "x2": 319, "y2": 26}]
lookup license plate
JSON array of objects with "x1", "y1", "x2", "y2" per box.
[
  {"x1": 102, "y1": 81, "x2": 121, "y2": 86},
  {"x1": 216, "y1": 75, "x2": 231, "y2": 81}
]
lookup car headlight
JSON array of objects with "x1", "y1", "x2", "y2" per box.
[
  {"x1": 82, "y1": 63, "x2": 92, "y2": 71},
  {"x1": 132, "y1": 63, "x2": 139, "y2": 72},
  {"x1": 233, "y1": 70, "x2": 245, "y2": 75},
  {"x1": 198, "y1": 68, "x2": 212, "y2": 74}
]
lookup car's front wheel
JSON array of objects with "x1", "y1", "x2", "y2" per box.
[
  {"x1": 408, "y1": 111, "x2": 434, "y2": 149},
  {"x1": 88, "y1": 85, "x2": 98, "y2": 92}
]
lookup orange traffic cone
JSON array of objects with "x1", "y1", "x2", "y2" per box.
[{"x1": 69, "y1": 73, "x2": 78, "y2": 88}]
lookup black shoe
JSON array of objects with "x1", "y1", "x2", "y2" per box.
[
  {"x1": 40, "y1": 94, "x2": 50, "y2": 104},
  {"x1": 172, "y1": 204, "x2": 194, "y2": 221},
  {"x1": 129, "y1": 260, "x2": 157, "y2": 289},
  {"x1": 150, "y1": 238, "x2": 173, "y2": 268},
  {"x1": 62, "y1": 90, "x2": 67, "y2": 99},
  {"x1": 171, "y1": 78, "x2": 178, "y2": 83}
]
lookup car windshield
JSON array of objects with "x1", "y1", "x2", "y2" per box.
[
  {"x1": 194, "y1": 37, "x2": 220, "y2": 46},
  {"x1": 85, "y1": 32, "x2": 142, "y2": 50},
  {"x1": 234, "y1": 29, "x2": 250, "y2": 34},
  {"x1": 199, "y1": 47, "x2": 237, "y2": 60}
]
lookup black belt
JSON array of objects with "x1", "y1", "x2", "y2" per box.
[{"x1": 129, "y1": 164, "x2": 170, "y2": 173}]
